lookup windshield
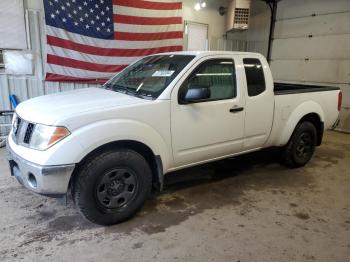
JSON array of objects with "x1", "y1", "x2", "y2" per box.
[{"x1": 103, "y1": 55, "x2": 195, "y2": 99}]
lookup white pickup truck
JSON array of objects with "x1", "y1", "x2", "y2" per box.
[{"x1": 6, "y1": 51, "x2": 341, "y2": 225}]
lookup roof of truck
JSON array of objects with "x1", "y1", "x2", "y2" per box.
[{"x1": 158, "y1": 50, "x2": 263, "y2": 57}]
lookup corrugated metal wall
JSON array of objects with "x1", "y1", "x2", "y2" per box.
[{"x1": 270, "y1": 0, "x2": 350, "y2": 132}]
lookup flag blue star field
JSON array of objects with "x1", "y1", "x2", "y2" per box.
[{"x1": 43, "y1": 0, "x2": 183, "y2": 82}]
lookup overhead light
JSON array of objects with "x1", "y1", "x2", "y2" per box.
[
  {"x1": 194, "y1": 1, "x2": 206, "y2": 11},
  {"x1": 194, "y1": 3, "x2": 201, "y2": 11}
]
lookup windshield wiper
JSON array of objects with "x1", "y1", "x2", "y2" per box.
[{"x1": 106, "y1": 84, "x2": 152, "y2": 100}]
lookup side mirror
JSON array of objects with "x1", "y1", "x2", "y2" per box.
[{"x1": 182, "y1": 85, "x2": 211, "y2": 103}]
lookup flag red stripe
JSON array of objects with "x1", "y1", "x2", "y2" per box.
[
  {"x1": 46, "y1": 73, "x2": 108, "y2": 83},
  {"x1": 47, "y1": 54, "x2": 128, "y2": 72},
  {"x1": 114, "y1": 31, "x2": 183, "y2": 41},
  {"x1": 47, "y1": 35, "x2": 182, "y2": 56},
  {"x1": 113, "y1": 0, "x2": 182, "y2": 10},
  {"x1": 114, "y1": 14, "x2": 182, "y2": 25}
]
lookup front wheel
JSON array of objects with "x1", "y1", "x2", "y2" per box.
[
  {"x1": 281, "y1": 121, "x2": 317, "y2": 168},
  {"x1": 72, "y1": 149, "x2": 152, "y2": 225}
]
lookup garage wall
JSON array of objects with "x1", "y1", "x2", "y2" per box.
[
  {"x1": 271, "y1": 0, "x2": 350, "y2": 132},
  {"x1": 227, "y1": 0, "x2": 350, "y2": 132},
  {"x1": 183, "y1": 0, "x2": 227, "y2": 39},
  {"x1": 226, "y1": 0, "x2": 270, "y2": 55}
]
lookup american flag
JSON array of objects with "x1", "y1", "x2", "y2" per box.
[{"x1": 43, "y1": 0, "x2": 183, "y2": 82}]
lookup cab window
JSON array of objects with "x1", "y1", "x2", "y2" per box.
[
  {"x1": 179, "y1": 59, "x2": 236, "y2": 103},
  {"x1": 243, "y1": 58, "x2": 266, "y2": 96}
]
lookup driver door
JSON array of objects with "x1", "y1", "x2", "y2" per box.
[{"x1": 170, "y1": 57, "x2": 245, "y2": 167}]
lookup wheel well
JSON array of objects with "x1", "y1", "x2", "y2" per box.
[
  {"x1": 70, "y1": 140, "x2": 163, "y2": 192},
  {"x1": 298, "y1": 113, "x2": 324, "y2": 146}
]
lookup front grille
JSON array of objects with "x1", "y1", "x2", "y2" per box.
[
  {"x1": 23, "y1": 123, "x2": 35, "y2": 144},
  {"x1": 12, "y1": 116, "x2": 35, "y2": 146}
]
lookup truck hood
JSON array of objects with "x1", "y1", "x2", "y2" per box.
[{"x1": 16, "y1": 88, "x2": 149, "y2": 125}]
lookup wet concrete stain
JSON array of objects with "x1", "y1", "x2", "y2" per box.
[
  {"x1": 133, "y1": 242, "x2": 143, "y2": 249},
  {"x1": 312, "y1": 145, "x2": 346, "y2": 168},
  {"x1": 295, "y1": 212, "x2": 311, "y2": 220},
  {"x1": 26, "y1": 209, "x2": 57, "y2": 222},
  {"x1": 47, "y1": 215, "x2": 94, "y2": 232}
]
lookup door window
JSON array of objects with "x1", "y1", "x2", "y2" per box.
[
  {"x1": 179, "y1": 59, "x2": 236, "y2": 103},
  {"x1": 243, "y1": 58, "x2": 266, "y2": 96}
]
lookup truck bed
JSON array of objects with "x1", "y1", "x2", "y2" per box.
[{"x1": 274, "y1": 82, "x2": 339, "y2": 95}]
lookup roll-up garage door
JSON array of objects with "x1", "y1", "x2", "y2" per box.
[{"x1": 270, "y1": 0, "x2": 350, "y2": 131}]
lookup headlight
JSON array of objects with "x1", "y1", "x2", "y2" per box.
[
  {"x1": 11, "y1": 113, "x2": 18, "y2": 133},
  {"x1": 29, "y1": 124, "x2": 70, "y2": 150}
]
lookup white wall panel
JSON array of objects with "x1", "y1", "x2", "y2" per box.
[
  {"x1": 338, "y1": 61, "x2": 350, "y2": 84},
  {"x1": 272, "y1": 60, "x2": 350, "y2": 84},
  {"x1": 272, "y1": 0, "x2": 350, "y2": 132},
  {"x1": 0, "y1": 0, "x2": 28, "y2": 49},
  {"x1": 271, "y1": 35, "x2": 350, "y2": 60},
  {"x1": 339, "y1": 84, "x2": 350, "y2": 108},
  {"x1": 338, "y1": 108, "x2": 350, "y2": 132},
  {"x1": 271, "y1": 60, "x2": 347, "y2": 84},
  {"x1": 276, "y1": 0, "x2": 350, "y2": 20},
  {"x1": 274, "y1": 12, "x2": 350, "y2": 39}
]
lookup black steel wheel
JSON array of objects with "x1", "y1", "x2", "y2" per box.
[
  {"x1": 295, "y1": 132, "x2": 313, "y2": 159},
  {"x1": 72, "y1": 149, "x2": 152, "y2": 225},
  {"x1": 95, "y1": 168, "x2": 138, "y2": 210},
  {"x1": 281, "y1": 121, "x2": 317, "y2": 168}
]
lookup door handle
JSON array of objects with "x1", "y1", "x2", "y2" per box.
[{"x1": 229, "y1": 107, "x2": 244, "y2": 113}]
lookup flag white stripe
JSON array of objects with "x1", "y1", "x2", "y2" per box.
[
  {"x1": 113, "y1": 5, "x2": 182, "y2": 18},
  {"x1": 47, "y1": 45, "x2": 141, "y2": 65},
  {"x1": 46, "y1": 25, "x2": 183, "y2": 49},
  {"x1": 113, "y1": 23, "x2": 182, "y2": 33},
  {"x1": 46, "y1": 64, "x2": 118, "y2": 79}
]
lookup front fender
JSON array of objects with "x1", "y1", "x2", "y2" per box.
[
  {"x1": 276, "y1": 101, "x2": 324, "y2": 146},
  {"x1": 43, "y1": 119, "x2": 172, "y2": 172},
  {"x1": 76, "y1": 119, "x2": 172, "y2": 171}
]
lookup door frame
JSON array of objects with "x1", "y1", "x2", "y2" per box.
[
  {"x1": 169, "y1": 54, "x2": 246, "y2": 169},
  {"x1": 184, "y1": 20, "x2": 209, "y2": 51}
]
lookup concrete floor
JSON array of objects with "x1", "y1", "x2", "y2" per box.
[{"x1": 0, "y1": 131, "x2": 349, "y2": 262}]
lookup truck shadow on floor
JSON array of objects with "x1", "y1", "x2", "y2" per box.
[
  {"x1": 164, "y1": 148, "x2": 283, "y2": 191},
  {"x1": 104, "y1": 148, "x2": 315, "y2": 235}
]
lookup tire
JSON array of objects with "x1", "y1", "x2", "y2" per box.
[
  {"x1": 281, "y1": 121, "x2": 317, "y2": 168},
  {"x1": 72, "y1": 149, "x2": 152, "y2": 225}
]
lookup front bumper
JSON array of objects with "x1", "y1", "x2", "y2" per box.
[{"x1": 6, "y1": 140, "x2": 75, "y2": 197}]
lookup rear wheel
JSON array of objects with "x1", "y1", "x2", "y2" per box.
[
  {"x1": 72, "y1": 149, "x2": 152, "y2": 225},
  {"x1": 281, "y1": 121, "x2": 317, "y2": 168}
]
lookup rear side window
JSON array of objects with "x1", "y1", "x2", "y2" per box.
[{"x1": 243, "y1": 58, "x2": 266, "y2": 96}]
